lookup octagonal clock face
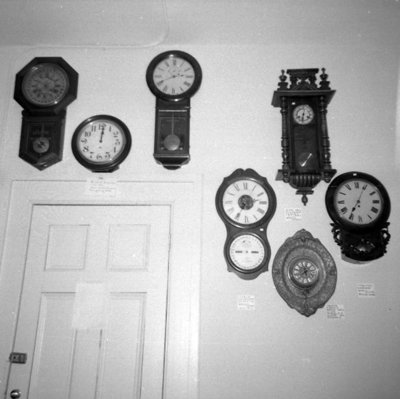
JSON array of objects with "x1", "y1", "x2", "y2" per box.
[{"x1": 22, "y1": 63, "x2": 70, "y2": 107}]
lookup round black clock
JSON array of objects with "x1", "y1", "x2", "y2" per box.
[
  {"x1": 146, "y1": 50, "x2": 202, "y2": 102},
  {"x1": 72, "y1": 115, "x2": 132, "y2": 173},
  {"x1": 325, "y1": 171, "x2": 391, "y2": 261},
  {"x1": 216, "y1": 168, "x2": 276, "y2": 279}
]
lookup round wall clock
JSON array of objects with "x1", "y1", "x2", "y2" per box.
[
  {"x1": 71, "y1": 115, "x2": 132, "y2": 173},
  {"x1": 146, "y1": 50, "x2": 202, "y2": 102},
  {"x1": 325, "y1": 171, "x2": 391, "y2": 261},
  {"x1": 216, "y1": 168, "x2": 276, "y2": 279},
  {"x1": 272, "y1": 229, "x2": 337, "y2": 317}
]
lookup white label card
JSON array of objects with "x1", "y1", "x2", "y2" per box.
[
  {"x1": 326, "y1": 304, "x2": 345, "y2": 320},
  {"x1": 237, "y1": 295, "x2": 256, "y2": 311},
  {"x1": 284, "y1": 208, "x2": 302, "y2": 221},
  {"x1": 357, "y1": 283, "x2": 376, "y2": 298},
  {"x1": 85, "y1": 177, "x2": 118, "y2": 197}
]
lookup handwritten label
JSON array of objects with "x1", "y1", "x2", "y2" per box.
[
  {"x1": 237, "y1": 295, "x2": 256, "y2": 311},
  {"x1": 284, "y1": 208, "x2": 302, "y2": 221},
  {"x1": 357, "y1": 283, "x2": 376, "y2": 298},
  {"x1": 85, "y1": 177, "x2": 118, "y2": 197},
  {"x1": 327, "y1": 304, "x2": 345, "y2": 320}
]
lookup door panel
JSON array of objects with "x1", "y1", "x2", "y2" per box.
[{"x1": 7, "y1": 204, "x2": 170, "y2": 399}]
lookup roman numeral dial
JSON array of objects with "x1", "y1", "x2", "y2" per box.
[
  {"x1": 222, "y1": 179, "x2": 270, "y2": 226},
  {"x1": 333, "y1": 178, "x2": 383, "y2": 226}
]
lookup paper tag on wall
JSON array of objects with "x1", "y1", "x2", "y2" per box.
[
  {"x1": 237, "y1": 295, "x2": 256, "y2": 311},
  {"x1": 85, "y1": 177, "x2": 119, "y2": 198},
  {"x1": 326, "y1": 304, "x2": 345, "y2": 320},
  {"x1": 72, "y1": 282, "x2": 109, "y2": 330},
  {"x1": 357, "y1": 283, "x2": 376, "y2": 298},
  {"x1": 284, "y1": 208, "x2": 302, "y2": 221}
]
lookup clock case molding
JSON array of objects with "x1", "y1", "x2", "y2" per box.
[
  {"x1": 215, "y1": 168, "x2": 276, "y2": 280},
  {"x1": 272, "y1": 68, "x2": 336, "y2": 205},
  {"x1": 14, "y1": 57, "x2": 78, "y2": 170}
]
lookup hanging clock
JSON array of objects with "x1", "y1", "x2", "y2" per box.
[
  {"x1": 325, "y1": 171, "x2": 391, "y2": 262},
  {"x1": 71, "y1": 115, "x2": 132, "y2": 172},
  {"x1": 146, "y1": 50, "x2": 202, "y2": 170},
  {"x1": 216, "y1": 168, "x2": 276, "y2": 279},
  {"x1": 14, "y1": 57, "x2": 78, "y2": 170},
  {"x1": 272, "y1": 68, "x2": 336, "y2": 205},
  {"x1": 272, "y1": 229, "x2": 337, "y2": 317}
]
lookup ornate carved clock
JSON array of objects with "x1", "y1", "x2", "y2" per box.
[
  {"x1": 272, "y1": 229, "x2": 337, "y2": 317},
  {"x1": 325, "y1": 171, "x2": 391, "y2": 262},
  {"x1": 14, "y1": 57, "x2": 78, "y2": 170},
  {"x1": 272, "y1": 68, "x2": 336, "y2": 205},
  {"x1": 146, "y1": 50, "x2": 202, "y2": 170},
  {"x1": 216, "y1": 168, "x2": 276, "y2": 280}
]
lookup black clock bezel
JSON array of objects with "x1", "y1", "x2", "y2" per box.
[
  {"x1": 146, "y1": 50, "x2": 202, "y2": 102},
  {"x1": 71, "y1": 114, "x2": 132, "y2": 173},
  {"x1": 215, "y1": 168, "x2": 277, "y2": 229},
  {"x1": 325, "y1": 171, "x2": 391, "y2": 233},
  {"x1": 225, "y1": 231, "x2": 269, "y2": 275}
]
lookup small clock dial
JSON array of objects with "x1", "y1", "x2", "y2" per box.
[
  {"x1": 72, "y1": 115, "x2": 132, "y2": 172},
  {"x1": 222, "y1": 179, "x2": 270, "y2": 226},
  {"x1": 293, "y1": 104, "x2": 314, "y2": 125},
  {"x1": 22, "y1": 63, "x2": 69, "y2": 107},
  {"x1": 289, "y1": 259, "x2": 319, "y2": 287},
  {"x1": 153, "y1": 55, "x2": 195, "y2": 96},
  {"x1": 229, "y1": 234, "x2": 266, "y2": 271},
  {"x1": 333, "y1": 178, "x2": 383, "y2": 226}
]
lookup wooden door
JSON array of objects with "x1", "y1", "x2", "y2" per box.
[{"x1": 0, "y1": 180, "x2": 200, "y2": 399}]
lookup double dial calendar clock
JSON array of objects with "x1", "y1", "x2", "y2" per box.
[{"x1": 216, "y1": 168, "x2": 276, "y2": 279}]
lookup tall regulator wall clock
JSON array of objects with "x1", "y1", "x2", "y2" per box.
[
  {"x1": 146, "y1": 50, "x2": 202, "y2": 170},
  {"x1": 14, "y1": 57, "x2": 78, "y2": 170},
  {"x1": 216, "y1": 168, "x2": 276, "y2": 280},
  {"x1": 272, "y1": 229, "x2": 337, "y2": 317},
  {"x1": 272, "y1": 68, "x2": 336, "y2": 205},
  {"x1": 325, "y1": 171, "x2": 391, "y2": 262}
]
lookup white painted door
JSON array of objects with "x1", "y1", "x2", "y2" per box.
[{"x1": 6, "y1": 204, "x2": 170, "y2": 399}]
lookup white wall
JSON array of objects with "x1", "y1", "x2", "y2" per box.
[{"x1": 0, "y1": 1, "x2": 399, "y2": 398}]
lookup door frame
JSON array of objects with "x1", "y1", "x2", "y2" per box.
[{"x1": 0, "y1": 178, "x2": 201, "y2": 399}]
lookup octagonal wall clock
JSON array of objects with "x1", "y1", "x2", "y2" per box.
[
  {"x1": 325, "y1": 171, "x2": 391, "y2": 262},
  {"x1": 272, "y1": 68, "x2": 336, "y2": 205},
  {"x1": 272, "y1": 229, "x2": 337, "y2": 317},
  {"x1": 215, "y1": 168, "x2": 276, "y2": 280},
  {"x1": 146, "y1": 50, "x2": 202, "y2": 170},
  {"x1": 14, "y1": 57, "x2": 78, "y2": 170}
]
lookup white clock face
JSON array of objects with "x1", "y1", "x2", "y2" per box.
[
  {"x1": 293, "y1": 104, "x2": 314, "y2": 125},
  {"x1": 222, "y1": 179, "x2": 270, "y2": 225},
  {"x1": 22, "y1": 63, "x2": 69, "y2": 106},
  {"x1": 290, "y1": 259, "x2": 319, "y2": 287},
  {"x1": 229, "y1": 234, "x2": 265, "y2": 271},
  {"x1": 152, "y1": 55, "x2": 196, "y2": 96},
  {"x1": 334, "y1": 178, "x2": 383, "y2": 226},
  {"x1": 75, "y1": 119, "x2": 128, "y2": 165}
]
